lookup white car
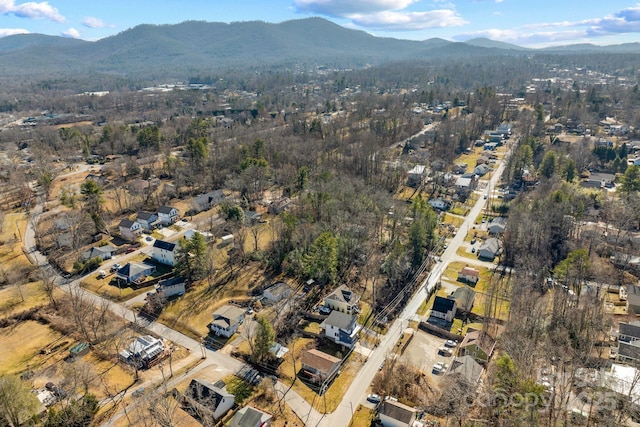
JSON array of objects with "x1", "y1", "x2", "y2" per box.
[
  {"x1": 367, "y1": 394, "x2": 381, "y2": 403},
  {"x1": 445, "y1": 339, "x2": 458, "y2": 348},
  {"x1": 438, "y1": 346, "x2": 453, "y2": 356},
  {"x1": 432, "y1": 362, "x2": 448, "y2": 375}
]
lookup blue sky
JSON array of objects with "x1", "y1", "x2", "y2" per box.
[{"x1": 1, "y1": 0, "x2": 640, "y2": 47}]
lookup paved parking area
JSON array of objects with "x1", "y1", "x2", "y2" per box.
[{"x1": 400, "y1": 328, "x2": 455, "y2": 386}]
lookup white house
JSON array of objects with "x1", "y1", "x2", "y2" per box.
[
  {"x1": 428, "y1": 198, "x2": 450, "y2": 211},
  {"x1": 82, "y1": 244, "x2": 116, "y2": 261},
  {"x1": 119, "y1": 335, "x2": 164, "y2": 368},
  {"x1": 458, "y1": 266, "x2": 480, "y2": 285},
  {"x1": 478, "y1": 238, "x2": 502, "y2": 261},
  {"x1": 210, "y1": 305, "x2": 245, "y2": 337},
  {"x1": 156, "y1": 276, "x2": 186, "y2": 298},
  {"x1": 184, "y1": 379, "x2": 234, "y2": 421},
  {"x1": 118, "y1": 219, "x2": 142, "y2": 241},
  {"x1": 407, "y1": 165, "x2": 427, "y2": 187},
  {"x1": 136, "y1": 211, "x2": 160, "y2": 230},
  {"x1": 488, "y1": 217, "x2": 507, "y2": 235},
  {"x1": 324, "y1": 285, "x2": 360, "y2": 315},
  {"x1": 320, "y1": 311, "x2": 361, "y2": 349},
  {"x1": 157, "y1": 206, "x2": 179, "y2": 225},
  {"x1": 151, "y1": 239, "x2": 177, "y2": 266},
  {"x1": 263, "y1": 281, "x2": 293, "y2": 304},
  {"x1": 428, "y1": 296, "x2": 457, "y2": 328}
]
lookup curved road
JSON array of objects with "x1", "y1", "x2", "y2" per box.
[{"x1": 23, "y1": 138, "x2": 511, "y2": 427}]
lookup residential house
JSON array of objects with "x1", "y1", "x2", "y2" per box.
[
  {"x1": 474, "y1": 164, "x2": 491, "y2": 177},
  {"x1": 459, "y1": 329, "x2": 496, "y2": 365},
  {"x1": 192, "y1": 189, "x2": 226, "y2": 212},
  {"x1": 324, "y1": 285, "x2": 360, "y2": 315},
  {"x1": 262, "y1": 282, "x2": 293, "y2": 304},
  {"x1": 457, "y1": 266, "x2": 480, "y2": 285},
  {"x1": 581, "y1": 172, "x2": 615, "y2": 189},
  {"x1": 455, "y1": 176, "x2": 477, "y2": 193},
  {"x1": 116, "y1": 262, "x2": 156, "y2": 284},
  {"x1": 157, "y1": 206, "x2": 179, "y2": 225},
  {"x1": 156, "y1": 276, "x2": 186, "y2": 298},
  {"x1": 320, "y1": 311, "x2": 361, "y2": 349},
  {"x1": 82, "y1": 244, "x2": 116, "y2": 261},
  {"x1": 618, "y1": 321, "x2": 640, "y2": 363},
  {"x1": 627, "y1": 284, "x2": 640, "y2": 315},
  {"x1": 229, "y1": 406, "x2": 272, "y2": 427},
  {"x1": 488, "y1": 217, "x2": 507, "y2": 235},
  {"x1": 151, "y1": 239, "x2": 177, "y2": 266},
  {"x1": 478, "y1": 238, "x2": 502, "y2": 261},
  {"x1": 407, "y1": 165, "x2": 427, "y2": 187},
  {"x1": 119, "y1": 335, "x2": 164, "y2": 368},
  {"x1": 210, "y1": 305, "x2": 245, "y2": 337},
  {"x1": 300, "y1": 349, "x2": 341, "y2": 384},
  {"x1": 448, "y1": 355, "x2": 484, "y2": 384},
  {"x1": 449, "y1": 286, "x2": 476, "y2": 316},
  {"x1": 378, "y1": 398, "x2": 417, "y2": 427},
  {"x1": 183, "y1": 379, "x2": 235, "y2": 422},
  {"x1": 497, "y1": 123, "x2": 513, "y2": 138},
  {"x1": 428, "y1": 296, "x2": 457, "y2": 328},
  {"x1": 268, "y1": 197, "x2": 292, "y2": 215},
  {"x1": 118, "y1": 219, "x2": 142, "y2": 241},
  {"x1": 136, "y1": 211, "x2": 160, "y2": 231},
  {"x1": 428, "y1": 198, "x2": 450, "y2": 211},
  {"x1": 453, "y1": 163, "x2": 467, "y2": 174}
]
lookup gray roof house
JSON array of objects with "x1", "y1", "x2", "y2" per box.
[
  {"x1": 136, "y1": 211, "x2": 160, "y2": 230},
  {"x1": 627, "y1": 284, "x2": 640, "y2": 315},
  {"x1": 478, "y1": 238, "x2": 502, "y2": 261},
  {"x1": 618, "y1": 321, "x2": 640, "y2": 363},
  {"x1": 324, "y1": 285, "x2": 360, "y2": 315},
  {"x1": 320, "y1": 311, "x2": 361, "y2": 349},
  {"x1": 82, "y1": 244, "x2": 116, "y2": 261},
  {"x1": 192, "y1": 189, "x2": 226, "y2": 212},
  {"x1": 262, "y1": 281, "x2": 293, "y2": 304},
  {"x1": 116, "y1": 262, "x2": 156, "y2": 284},
  {"x1": 157, "y1": 206, "x2": 179, "y2": 225},
  {"x1": 229, "y1": 406, "x2": 272, "y2": 427},
  {"x1": 118, "y1": 218, "x2": 142, "y2": 241},
  {"x1": 378, "y1": 399, "x2": 417, "y2": 427},
  {"x1": 488, "y1": 217, "x2": 507, "y2": 235},
  {"x1": 210, "y1": 305, "x2": 245, "y2": 337},
  {"x1": 448, "y1": 355, "x2": 484, "y2": 384}
]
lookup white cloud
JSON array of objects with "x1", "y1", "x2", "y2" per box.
[
  {"x1": 0, "y1": 0, "x2": 65, "y2": 22},
  {"x1": 351, "y1": 9, "x2": 467, "y2": 30},
  {"x1": 61, "y1": 27, "x2": 79, "y2": 38},
  {"x1": 294, "y1": 0, "x2": 418, "y2": 17},
  {"x1": 82, "y1": 16, "x2": 107, "y2": 28},
  {"x1": 295, "y1": 0, "x2": 466, "y2": 31},
  {"x1": 0, "y1": 27, "x2": 28, "y2": 37}
]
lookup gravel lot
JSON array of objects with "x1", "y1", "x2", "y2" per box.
[{"x1": 400, "y1": 328, "x2": 455, "y2": 387}]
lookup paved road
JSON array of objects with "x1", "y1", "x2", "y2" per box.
[
  {"x1": 313, "y1": 141, "x2": 512, "y2": 427},
  {"x1": 22, "y1": 137, "x2": 510, "y2": 427},
  {"x1": 22, "y1": 186, "x2": 323, "y2": 426}
]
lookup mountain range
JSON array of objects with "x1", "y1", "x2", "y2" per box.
[{"x1": 1, "y1": 17, "x2": 640, "y2": 80}]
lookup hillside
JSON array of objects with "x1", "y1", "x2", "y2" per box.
[{"x1": 1, "y1": 17, "x2": 640, "y2": 79}]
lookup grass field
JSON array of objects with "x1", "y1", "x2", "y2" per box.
[
  {"x1": 0, "y1": 320, "x2": 64, "y2": 375},
  {"x1": 0, "y1": 280, "x2": 63, "y2": 319},
  {"x1": 81, "y1": 274, "x2": 155, "y2": 302},
  {"x1": 351, "y1": 405, "x2": 375, "y2": 427}
]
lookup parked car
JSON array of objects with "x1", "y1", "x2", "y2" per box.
[
  {"x1": 367, "y1": 394, "x2": 381, "y2": 403},
  {"x1": 98, "y1": 270, "x2": 106, "y2": 279},
  {"x1": 471, "y1": 247, "x2": 476, "y2": 253},
  {"x1": 432, "y1": 362, "x2": 448, "y2": 375},
  {"x1": 445, "y1": 339, "x2": 458, "y2": 348},
  {"x1": 126, "y1": 247, "x2": 136, "y2": 253},
  {"x1": 319, "y1": 306, "x2": 332, "y2": 315},
  {"x1": 110, "y1": 263, "x2": 121, "y2": 272},
  {"x1": 470, "y1": 238, "x2": 477, "y2": 244},
  {"x1": 438, "y1": 346, "x2": 453, "y2": 356}
]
